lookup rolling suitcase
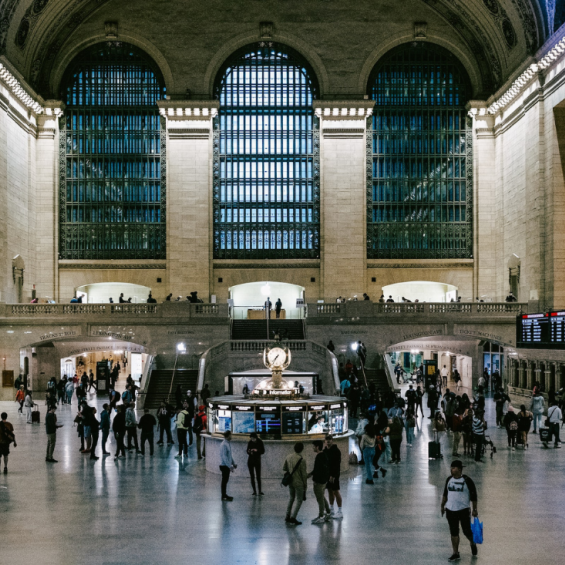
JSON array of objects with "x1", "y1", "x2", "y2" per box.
[
  {"x1": 428, "y1": 431, "x2": 442, "y2": 459},
  {"x1": 540, "y1": 428, "x2": 552, "y2": 443},
  {"x1": 31, "y1": 406, "x2": 40, "y2": 424}
]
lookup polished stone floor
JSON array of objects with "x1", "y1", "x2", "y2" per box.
[{"x1": 1, "y1": 385, "x2": 564, "y2": 565}]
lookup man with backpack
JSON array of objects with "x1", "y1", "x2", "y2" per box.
[
  {"x1": 307, "y1": 440, "x2": 331, "y2": 524},
  {"x1": 175, "y1": 402, "x2": 190, "y2": 458},
  {"x1": 194, "y1": 405, "x2": 207, "y2": 459},
  {"x1": 440, "y1": 460, "x2": 479, "y2": 562}
]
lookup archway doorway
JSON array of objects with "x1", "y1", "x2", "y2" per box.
[
  {"x1": 229, "y1": 281, "x2": 305, "y2": 319},
  {"x1": 76, "y1": 282, "x2": 151, "y2": 304},
  {"x1": 382, "y1": 281, "x2": 458, "y2": 303}
]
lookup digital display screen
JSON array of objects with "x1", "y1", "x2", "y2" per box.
[
  {"x1": 516, "y1": 313, "x2": 550, "y2": 348},
  {"x1": 549, "y1": 311, "x2": 565, "y2": 346},
  {"x1": 256, "y1": 411, "x2": 281, "y2": 435},
  {"x1": 282, "y1": 411, "x2": 304, "y2": 434}
]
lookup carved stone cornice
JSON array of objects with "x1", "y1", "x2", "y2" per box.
[
  {"x1": 313, "y1": 100, "x2": 375, "y2": 119},
  {"x1": 367, "y1": 262, "x2": 473, "y2": 269},
  {"x1": 58, "y1": 262, "x2": 166, "y2": 270},
  {"x1": 214, "y1": 260, "x2": 320, "y2": 270},
  {"x1": 157, "y1": 100, "x2": 219, "y2": 120}
]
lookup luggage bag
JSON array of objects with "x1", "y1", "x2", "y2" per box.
[
  {"x1": 31, "y1": 406, "x2": 40, "y2": 424},
  {"x1": 428, "y1": 431, "x2": 442, "y2": 459}
]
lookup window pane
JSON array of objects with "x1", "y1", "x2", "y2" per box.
[
  {"x1": 368, "y1": 43, "x2": 473, "y2": 259},
  {"x1": 213, "y1": 43, "x2": 320, "y2": 259},
  {"x1": 59, "y1": 42, "x2": 166, "y2": 259}
]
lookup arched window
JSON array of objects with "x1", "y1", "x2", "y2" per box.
[
  {"x1": 60, "y1": 42, "x2": 166, "y2": 259},
  {"x1": 368, "y1": 43, "x2": 472, "y2": 259},
  {"x1": 213, "y1": 42, "x2": 319, "y2": 259}
]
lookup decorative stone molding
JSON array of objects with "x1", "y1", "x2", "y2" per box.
[
  {"x1": 168, "y1": 128, "x2": 211, "y2": 139},
  {"x1": 58, "y1": 262, "x2": 166, "y2": 270},
  {"x1": 367, "y1": 263, "x2": 473, "y2": 269},
  {"x1": 313, "y1": 100, "x2": 375, "y2": 119},
  {"x1": 105, "y1": 21, "x2": 118, "y2": 39},
  {"x1": 414, "y1": 22, "x2": 427, "y2": 39},
  {"x1": 260, "y1": 22, "x2": 274, "y2": 39},
  {"x1": 214, "y1": 261, "x2": 320, "y2": 270},
  {"x1": 157, "y1": 100, "x2": 219, "y2": 120},
  {"x1": 0, "y1": 58, "x2": 43, "y2": 114}
]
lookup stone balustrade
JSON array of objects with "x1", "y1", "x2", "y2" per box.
[{"x1": 307, "y1": 301, "x2": 526, "y2": 317}]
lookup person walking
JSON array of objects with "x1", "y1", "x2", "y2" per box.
[
  {"x1": 530, "y1": 391, "x2": 545, "y2": 434},
  {"x1": 0, "y1": 412, "x2": 17, "y2": 474},
  {"x1": 175, "y1": 404, "x2": 190, "y2": 458},
  {"x1": 24, "y1": 390, "x2": 35, "y2": 424},
  {"x1": 220, "y1": 431, "x2": 237, "y2": 501},
  {"x1": 388, "y1": 416, "x2": 404, "y2": 464},
  {"x1": 246, "y1": 432, "x2": 265, "y2": 495},
  {"x1": 89, "y1": 407, "x2": 100, "y2": 461},
  {"x1": 405, "y1": 406, "x2": 416, "y2": 447},
  {"x1": 440, "y1": 460, "x2": 479, "y2": 562},
  {"x1": 45, "y1": 406, "x2": 63, "y2": 463},
  {"x1": 324, "y1": 434, "x2": 343, "y2": 519},
  {"x1": 125, "y1": 403, "x2": 140, "y2": 454},
  {"x1": 503, "y1": 405, "x2": 519, "y2": 450},
  {"x1": 100, "y1": 403, "x2": 111, "y2": 455},
  {"x1": 545, "y1": 400, "x2": 563, "y2": 448},
  {"x1": 65, "y1": 379, "x2": 74, "y2": 406},
  {"x1": 441, "y1": 365, "x2": 449, "y2": 388},
  {"x1": 157, "y1": 401, "x2": 174, "y2": 445},
  {"x1": 16, "y1": 385, "x2": 25, "y2": 414},
  {"x1": 194, "y1": 405, "x2": 207, "y2": 459},
  {"x1": 283, "y1": 442, "x2": 308, "y2": 525},
  {"x1": 517, "y1": 404, "x2": 533, "y2": 449},
  {"x1": 360, "y1": 424, "x2": 377, "y2": 484},
  {"x1": 415, "y1": 385, "x2": 424, "y2": 417},
  {"x1": 113, "y1": 405, "x2": 127, "y2": 460},
  {"x1": 451, "y1": 406, "x2": 463, "y2": 457},
  {"x1": 494, "y1": 387, "x2": 510, "y2": 428},
  {"x1": 472, "y1": 410, "x2": 487, "y2": 462},
  {"x1": 307, "y1": 440, "x2": 331, "y2": 524},
  {"x1": 138, "y1": 408, "x2": 157, "y2": 456}
]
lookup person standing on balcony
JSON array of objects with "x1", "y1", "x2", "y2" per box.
[
  {"x1": 275, "y1": 298, "x2": 282, "y2": 318},
  {"x1": 386, "y1": 296, "x2": 395, "y2": 302},
  {"x1": 327, "y1": 340, "x2": 335, "y2": 353},
  {"x1": 119, "y1": 293, "x2": 126, "y2": 303}
]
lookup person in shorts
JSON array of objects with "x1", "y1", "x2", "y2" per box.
[
  {"x1": 324, "y1": 434, "x2": 343, "y2": 519},
  {"x1": 441, "y1": 460, "x2": 479, "y2": 562}
]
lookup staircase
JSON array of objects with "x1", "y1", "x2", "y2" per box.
[
  {"x1": 364, "y1": 368, "x2": 392, "y2": 393},
  {"x1": 144, "y1": 369, "x2": 198, "y2": 409},
  {"x1": 231, "y1": 320, "x2": 305, "y2": 340}
]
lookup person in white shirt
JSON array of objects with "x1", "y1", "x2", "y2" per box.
[
  {"x1": 441, "y1": 365, "x2": 449, "y2": 387},
  {"x1": 544, "y1": 401, "x2": 562, "y2": 448},
  {"x1": 441, "y1": 460, "x2": 479, "y2": 562},
  {"x1": 24, "y1": 391, "x2": 35, "y2": 424}
]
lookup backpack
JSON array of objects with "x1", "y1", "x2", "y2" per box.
[
  {"x1": 348, "y1": 451, "x2": 358, "y2": 465},
  {"x1": 193, "y1": 414, "x2": 203, "y2": 434},
  {"x1": 183, "y1": 412, "x2": 192, "y2": 428},
  {"x1": 509, "y1": 420, "x2": 519, "y2": 431}
]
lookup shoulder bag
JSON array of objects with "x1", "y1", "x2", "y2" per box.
[{"x1": 281, "y1": 457, "x2": 303, "y2": 487}]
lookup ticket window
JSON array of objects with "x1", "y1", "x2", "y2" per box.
[
  {"x1": 256, "y1": 409, "x2": 281, "y2": 437},
  {"x1": 232, "y1": 408, "x2": 256, "y2": 434},
  {"x1": 307, "y1": 408, "x2": 329, "y2": 434},
  {"x1": 329, "y1": 406, "x2": 347, "y2": 436},
  {"x1": 209, "y1": 408, "x2": 232, "y2": 433},
  {"x1": 282, "y1": 410, "x2": 306, "y2": 434}
]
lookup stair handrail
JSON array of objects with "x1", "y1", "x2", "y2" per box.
[
  {"x1": 382, "y1": 353, "x2": 399, "y2": 392},
  {"x1": 167, "y1": 353, "x2": 179, "y2": 403}
]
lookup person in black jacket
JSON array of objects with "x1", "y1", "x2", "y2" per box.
[
  {"x1": 89, "y1": 407, "x2": 100, "y2": 461},
  {"x1": 156, "y1": 400, "x2": 174, "y2": 445},
  {"x1": 246, "y1": 433, "x2": 265, "y2": 495},
  {"x1": 112, "y1": 405, "x2": 126, "y2": 461},
  {"x1": 324, "y1": 434, "x2": 343, "y2": 519},
  {"x1": 307, "y1": 440, "x2": 331, "y2": 524}
]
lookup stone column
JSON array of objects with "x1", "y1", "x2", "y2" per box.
[
  {"x1": 313, "y1": 101, "x2": 375, "y2": 300},
  {"x1": 518, "y1": 364, "x2": 526, "y2": 389},
  {"x1": 468, "y1": 102, "x2": 497, "y2": 300},
  {"x1": 157, "y1": 101, "x2": 219, "y2": 301},
  {"x1": 36, "y1": 101, "x2": 65, "y2": 302}
]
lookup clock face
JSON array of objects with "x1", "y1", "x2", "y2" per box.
[{"x1": 267, "y1": 347, "x2": 286, "y2": 367}]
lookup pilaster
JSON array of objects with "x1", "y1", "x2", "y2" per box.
[
  {"x1": 468, "y1": 101, "x2": 496, "y2": 301},
  {"x1": 157, "y1": 100, "x2": 219, "y2": 300},
  {"x1": 313, "y1": 100, "x2": 375, "y2": 300}
]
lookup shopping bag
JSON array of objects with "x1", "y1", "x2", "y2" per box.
[{"x1": 471, "y1": 517, "x2": 483, "y2": 544}]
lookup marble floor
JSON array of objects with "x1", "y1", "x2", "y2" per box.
[{"x1": 1, "y1": 386, "x2": 564, "y2": 565}]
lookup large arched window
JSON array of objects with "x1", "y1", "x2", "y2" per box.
[
  {"x1": 213, "y1": 42, "x2": 319, "y2": 259},
  {"x1": 368, "y1": 42, "x2": 472, "y2": 259},
  {"x1": 60, "y1": 42, "x2": 166, "y2": 259}
]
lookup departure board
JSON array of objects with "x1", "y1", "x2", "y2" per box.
[
  {"x1": 516, "y1": 313, "x2": 549, "y2": 348},
  {"x1": 549, "y1": 311, "x2": 565, "y2": 347}
]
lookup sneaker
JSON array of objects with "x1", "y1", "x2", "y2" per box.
[
  {"x1": 50, "y1": 459, "x2": 59, "y2": 463},
  {"x1": 372, "y1": 471, "x2": 379, "y2": 478},
  {"x1": 471, "y1": 543, "x2": 478, "y2": 556},
  {"x1": 381, "y1": 468, "x2": 387, "y2": 478},
  {"x1": 285, "y1": 516, "x2": 291, "y2": 523},
  {"x1": 447, "y1": 553, "x2": 461, "y2": 562},
  {"x1": 555, "y1": 444, "x2": 561, "y2": 448},
  {"x1": 512, "y1": 447, "x2": 515, "y2": 451},
  {"x1": 324, "y1": 513, "x2": 331, "y2": 522},
  {"x1": 365, "y1": 479, "x2": 374, "y2": 485},
  {"x1": 333, "y1": 509, "x2": 343, "y2": 520},
  {"x1": 289, "y1": 518, "x2": 302, "y2": 525},
  {"x1": 90, "y1": 456, "x2": 100, "y2": 461},
  {"x1": 311, "y1": 516, "x2": 325, "y2": 524},
  {"x1": 221, "y1": 496, "x2": 233, "y2": 501},
  {"x1": 259, "y1": 492, "x2": 264, "y2": 496},
  {"x1": 114, "y1": 456, "x2": 119, "y2": 461}
]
